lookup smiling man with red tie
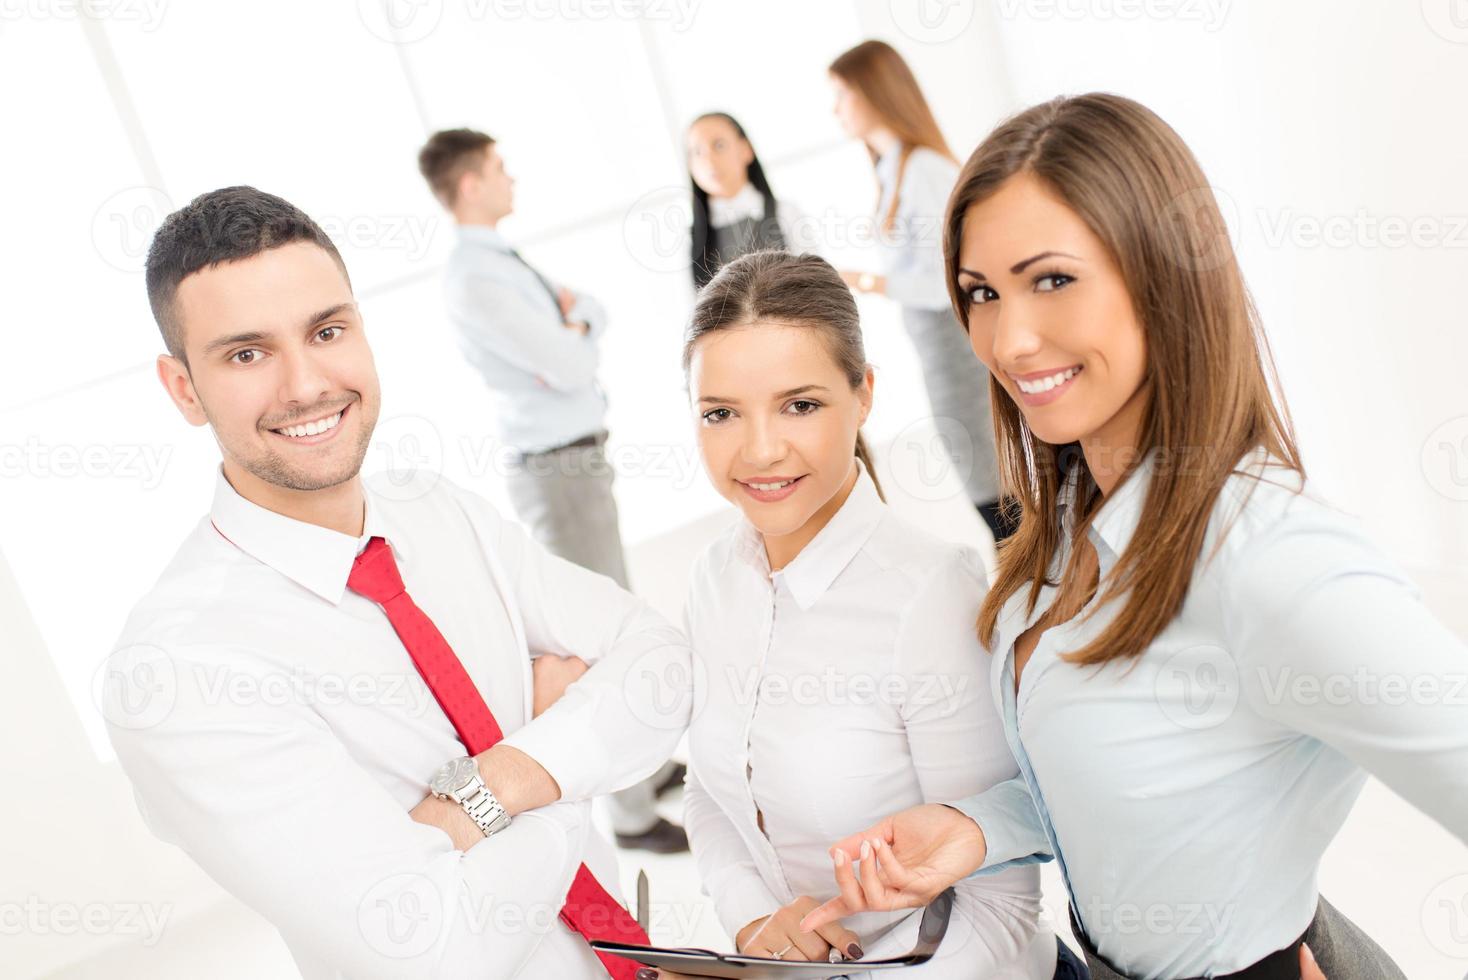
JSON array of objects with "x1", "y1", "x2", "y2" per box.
[{"x1": 104, "y1": 186, "x2": 692, "y2": 979}]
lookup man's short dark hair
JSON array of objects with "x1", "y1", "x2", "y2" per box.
[
  {"x1": 145, "y1": 186, "x2": 349, "y2": 364},
  {"x1": 418, "y1": 128, "x2": 495, "y2": 209}
]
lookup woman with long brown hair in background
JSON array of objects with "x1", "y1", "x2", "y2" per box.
[
  {"x1": 828, "y1": 40, "x2": 1015, "y2": 546},
  {"x1": 799, "y1": 93, "x2": 1468, "y2": 979}
]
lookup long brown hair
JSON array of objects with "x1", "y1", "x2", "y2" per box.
[
  {"x1": 944, "y1": 93, "x2": 1303, "y2": 666},
  {"x1": 683, "y1": 250, "x2": 885, "y2": 501},
  {"x1": 829, "y1": 40, "x2": 956, "y2": 232}
]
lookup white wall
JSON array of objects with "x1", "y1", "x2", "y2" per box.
[{"x1": 1, "y1": 2, "x2": 1464, "y2": 977}]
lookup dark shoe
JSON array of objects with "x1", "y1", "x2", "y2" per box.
[
  {"x1": 615, "y1": 817, "x2": 689, "y2": 854},
  {"x1": 653, "y1": 762, "x2": 687, "y2": 798}
]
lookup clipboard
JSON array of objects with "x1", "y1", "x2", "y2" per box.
[{"x1": 591, "y1": 887, "x2": 954, "y2": 979}]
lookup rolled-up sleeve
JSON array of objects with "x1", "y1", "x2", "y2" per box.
[
  {"x1": 946, "y1": 776, "x2": 1054, "y2": 874},
  {"x1": 106, "y1": 644, "x2": 591, "y2": 980},
  {"x1": 452, "y1": 482, "x2": 692, "y2": 804}
]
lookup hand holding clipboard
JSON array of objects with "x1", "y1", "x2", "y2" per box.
[{"x1": 590, "y1": 887, "x2": 955, "y2": 980}]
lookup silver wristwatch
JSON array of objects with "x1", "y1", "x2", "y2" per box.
[{"x1": 429, "y1": 756, "x2": 511, "y2": 839}]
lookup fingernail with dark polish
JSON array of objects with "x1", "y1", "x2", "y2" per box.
[
  {"x1": 636, "y1": 970, "x2": 658, "y2": 980},
  {"x1": 847, "y1": 943, "x2": 864, "y2": 960}
]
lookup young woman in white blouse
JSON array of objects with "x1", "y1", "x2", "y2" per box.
[
  {"x1": 656, "y1": 250, "x2": 1087, "y2": 980},
  {"x1": 828, "y1": 40, "x2": 1013, "y2": 545},
  {"x1": 799, "y1": 94, "x2": 1468, "y2": 980}
]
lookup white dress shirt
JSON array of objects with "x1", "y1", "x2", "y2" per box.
[
  {"x1": 444, "y1": 224, "x2": 610, "y2": 454},
  {"x1": 707, "y1": 182, "x2": 822, "y2": 254},
  {"x1": 106, "y1": 467, "x2": 692, "y2": 980},
  {"x1": 682, "y1": 462, "x2": 1057, "y2": 978},
  {"x1": 954, "y1": 447, "x2": 1468, "y2": 978},
  {"x1": 874, "y1": 145, "x2": 959, "y2": 312}
]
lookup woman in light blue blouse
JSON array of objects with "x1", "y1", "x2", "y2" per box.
[{"x1": 799, "y1": 93, "x2": 1468, "y2": 980}]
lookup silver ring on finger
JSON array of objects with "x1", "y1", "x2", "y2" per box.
[{"x1": 773, "y1": 942, "x2": 794, "y2": 960}]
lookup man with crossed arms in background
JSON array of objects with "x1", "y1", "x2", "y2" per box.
[
  {"x1": 103, "y1": 186, "x2": 691, "y2": 979},
  {"x1": 417, "y1": 129, "x2": 687, "y2": 854}
]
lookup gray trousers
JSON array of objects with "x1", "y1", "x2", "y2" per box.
[
  {"x1": 900, "y1": 306, "x2": 1002, "y2": 509},
  {"x1": 504, "y1": 436, "x2": 660, "y2": 836},
  {"x1": 1070, "y1": 895, "x2": 1405, "y2": 980}
]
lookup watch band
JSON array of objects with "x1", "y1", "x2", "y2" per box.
[{"x1": 458, "y1": 784, "x2": 512, "y2": 838}]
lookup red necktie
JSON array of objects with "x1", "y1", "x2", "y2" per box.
[{"x1": 348, "y1": 536, "x2": 648, "y2": 979}]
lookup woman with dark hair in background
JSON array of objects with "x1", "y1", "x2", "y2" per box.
[
  {"x1": 670, "y1": 250, "x2": 1081, "y2": 979},
  {"x1": 828, "y1": 40, "x2": 1015, "y2": 546},
  {"x1": 687, "y1": 112, "x2": 814, "y2": 289}
]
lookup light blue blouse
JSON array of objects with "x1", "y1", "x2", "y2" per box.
[
  {"x1": 950, "y1": 448, "x2": 1468, "y2": 978},
  {"x1": 874, "y1": 144, "x2": 958, "y2": 312}
]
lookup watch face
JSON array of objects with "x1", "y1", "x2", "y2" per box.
[{"x1": 429, "y1": 756, "x2": 478, "y2": 796}]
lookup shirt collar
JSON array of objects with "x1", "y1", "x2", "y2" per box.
[
  {"x1": 456, "y1": 223, "x2": 510, "y2": 251},
  {"x1": 1067, "y1": 445, "x2": 1282, "y2": 575},
  {"x1": 728, "y1": 459, "x2": 886, "y2": 611},
  {"x1": 708, "y1": 183, "x2": 765, "y2": 228},
  {"x1": 1086, "y1": 452, "x2": 1154, "y2": 574},
  {"x1": 209, "y1": 467, "x2": 397, "y2": 604}
]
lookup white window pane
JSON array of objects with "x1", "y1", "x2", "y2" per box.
[
  {"x1": 398, "y1": 8, "x2": 679, "y2": 235},
  {"x1": 0, "y1": 23, "x2": 160, "y2": 408},
  {"x1": 641, "y1": 0, "x2": 862, "y2": 158},
  {"x1": 105, "y1": 2, "x2": 443, "y2": 293}
]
